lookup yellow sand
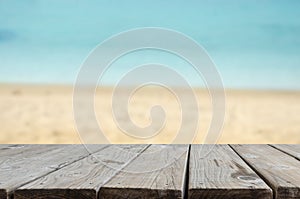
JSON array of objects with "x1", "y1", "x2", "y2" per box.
[{"x1": 0, "y1": 84, "x2": 299, "y2": 144}]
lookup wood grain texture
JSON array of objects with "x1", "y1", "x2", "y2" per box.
[
  {"x1": 0, "y1": 145, "x2": 106, "y2": 199},
  {"x1": 0, "y1": 144, "x2": 298, "y2": 199},
  {"x1": 0, "y1": 145, "x2": 60, "y2": 160},
  {"x1": 14, "y1": 145, "x2": 147, "y2": 199},
  {"x1": 0, "y1": 145, "x2": 64, "y2": 199},
  {"x1": 231, "y1": 144, "x2": 300, "y2": 199},
  {"x1": 271, "y1": 145, "x2": 300, "y2": 161},
  {"x1": 99, "y1": 145, "x2": 189, "y2": 199},
  {"x1": 0, "y1": 144, "x2": 16, "y2": 150},
  {"x1": 189, "y1": 145, "x2": 272, "y2": 199}
]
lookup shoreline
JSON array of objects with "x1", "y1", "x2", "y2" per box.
[{"x1": 1, "y1": 82, "x2": 300, "y2": 93}]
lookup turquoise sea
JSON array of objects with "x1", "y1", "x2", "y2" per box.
[{"x1": 0, "y1": 0, "x2": 300, "y2": 90}]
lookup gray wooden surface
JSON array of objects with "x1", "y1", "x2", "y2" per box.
[
  {"x1": 271, "y1": 144, "x2": 300, "y2": 161},
  {"x1": 14, "y1": 145, "x2": 147, "y2": 199},
  {"x1": 189, "y1": 145, "x2": 272, "y2": 199},
  {"x1": 100, "y1": 145, "x2": 189, "y2": 199},
  {"x1": 231, "y1": 144, "x2": 300, "y2": 199},
  {"x1": 0, "y1": 145, "x2": 299, "y2": 199},
  {"x1": 0, "y1": 145, "x2": 106, "y2": 199}
]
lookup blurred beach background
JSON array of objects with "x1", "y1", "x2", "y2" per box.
[{"x1": 0, "y1": 0, "x2": 300, "y2": 143}]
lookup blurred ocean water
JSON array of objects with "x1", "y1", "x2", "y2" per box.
[{"x1": 0, "y1": 0, "x2": 300, "y2": 90}]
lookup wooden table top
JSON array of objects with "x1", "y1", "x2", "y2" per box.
[{"x1": 0, "y1": 144, "x2": 299, "y2": 199}]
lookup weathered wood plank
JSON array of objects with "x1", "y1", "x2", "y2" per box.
[
  {"x1": 0, "y1": 144, "x2": 106, "y2": 199},
  {"x1": 14, "y1": 145, "x2": 148, "y2": 199},
  {"x1": 271, "y1": 144, "x2": 300, "y2": 161},
  {"x1": 231, "y1": 144, "x2": 300, "y2": 199},
  {"x1": 0, "y1": 145, "x2": 67, "y2": 198},
  {"x1": 99, "y1": 145, "x2": 189, "y2": 199},
  {"x1": 0, "y1": 145, "x2": 66, "y2": 162},
  {"x1": 0, "y1": 144, "x2": 16, "y2": 150},
  {"x1": 189, "y1": 145, "x2": 272, "y2": 199}
]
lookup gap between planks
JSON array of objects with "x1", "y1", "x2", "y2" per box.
[
  {"x1": 183, "y1": 144, "x2": 191, "y2": 199},
  {"x1": 269, "y1": 144, "x2": 300, "y2": 161}
]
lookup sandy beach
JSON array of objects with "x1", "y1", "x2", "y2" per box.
[{"x1": 0, "y1": 83, "x2": 299, "y2": 144}]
